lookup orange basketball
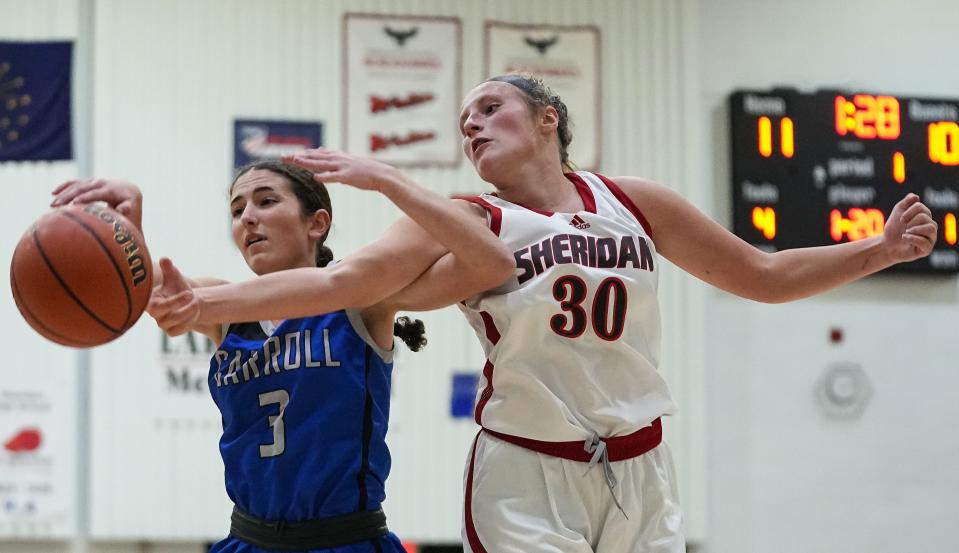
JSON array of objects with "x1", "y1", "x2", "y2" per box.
[{"x1": 9, "y1": 203, "x2": 153, "y2": 347}]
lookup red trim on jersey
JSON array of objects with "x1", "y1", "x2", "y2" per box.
[
  {"x1": 479, "y1": 311, "x2": 500, "y2": 345},
  {"x1": 593, "y1": 173, "x2": 654, "y2": 237},
  {"x1": 473, "y1": 360, "x2": 495, "y2": 426},
  {"x1": 483, "y1": 418, "x2": 662, "y2": 462},
  {"x1": 459, "y1": 195, "x2": 502, "y2": 236},
  {"x1": 564, "y1": 172, "x2": 597, "y2": 213},
  {"x1": 487, "y1": 173, "x2": 597, "y2": 217},
  {"x1": 464, "y1": 433, "x2": 489, "y2": 553}
]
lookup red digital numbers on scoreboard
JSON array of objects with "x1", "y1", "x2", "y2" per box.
[
  {"x1": 835, "y1": 95, "x2": 901, "y2": 140},
  {"x1": 751, "y1": 206, "x2": 776, "y2": 239},
  {"x1": 731, "y1": 89, "x2": 959, "y2": 273},
  {"x1": 829, "y1": 208, "x2": 885, "y2": 242},
  {"x1": 892, "y1": 152, "x2": 906, "y2": 183},
  {"x1": 929, "y1": 121, "x2": 959, "y2": 166},
  {"x1": 757, "y1": 116, "x2": 794, "y2": 158}
]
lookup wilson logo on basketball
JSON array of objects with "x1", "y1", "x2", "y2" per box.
[
  {"x1": 569, "y1": 215, "x2": 590, "y2": 229},
  {"x1": 3, "y1": 427, "x2": 42, "y2": 453},
  {"x1": 83, "y1": 203, "x2": 149, "y2": 286}
]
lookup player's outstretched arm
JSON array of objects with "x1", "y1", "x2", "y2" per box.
[
  {"x1": 615, "y1": 176, "x2": 937, "y2": 303},
  {"x1": 284, "y1": 148, "x2": 513, "y2": 281},
  {"x1": 160, "y1": 157, "x2": 513, "y2": 326},
  {"x1": 50, "y1": 178, "x2": 230, "y2": 286},
  {"x1": 51, "y1": 179, "x2": 229, "y2": 341},
  {"x1": 374, "y1": 242, "x2": 514, "y2": 314}
]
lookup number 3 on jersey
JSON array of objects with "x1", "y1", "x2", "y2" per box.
[
  {"x1": 258, "y1": 389, "x2": 289, "y2": 458},
  {"x1": 550, "y1": 275, "x2": 628, "y2": 341}
]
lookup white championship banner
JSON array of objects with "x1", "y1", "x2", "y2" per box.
[
  {"x1": 344, "y1": 13, "x2": 461, "y2": 166},
  {"x1": 0, "y1": 369, "x2": 76, "y2": 538},
  {"x1": 485, "y1": 22, "x2": 602, "y2": 169}
]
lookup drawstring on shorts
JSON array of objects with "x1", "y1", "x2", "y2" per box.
[
  {"x1": 481, "y1": 419, "x2": 663, "y2": 521},
  {"x1": 583, "y1": 432, "x2": 629, "y2": 519}
]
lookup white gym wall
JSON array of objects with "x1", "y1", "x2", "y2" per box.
[{"x1": 1, "y1": 1, "x2": 956, "y2": 552}]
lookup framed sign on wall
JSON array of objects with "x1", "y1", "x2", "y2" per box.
[{"x1": 343, "y1": 13, "x2": 462, "y2": 166}]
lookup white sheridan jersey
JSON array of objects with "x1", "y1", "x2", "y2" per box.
[{"x1": 459, "y1": 171, "x2": 677, "y2": 442}]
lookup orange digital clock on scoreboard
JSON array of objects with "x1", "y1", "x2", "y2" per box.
[{"x1": 730, "y1": 88, "x2": 959, "y2": 273}]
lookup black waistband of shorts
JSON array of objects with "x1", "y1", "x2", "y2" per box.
[{"x1": 230, "y1": 505, "x2": 388, "y2": 551}]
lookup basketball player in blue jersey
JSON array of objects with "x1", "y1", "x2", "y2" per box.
[
  {"x1": 143, "y1": 75, "x2": 939, "y2": 553},
  {"x1": 51, "y1": 156, "x2": 514, "y2": 553}
]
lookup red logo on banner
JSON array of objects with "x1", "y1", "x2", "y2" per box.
[
  {"x1": 370, "y1": 131, "x2": 436, "y2": 152},
  {"x1": 3, "y1": 427, "x2": 42, "y2": 452},
  {"x1": 370, "y1": 93, "x2": 435, "y2": 114}
]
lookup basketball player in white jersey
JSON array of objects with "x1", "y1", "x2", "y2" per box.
[
  {"x1": 148, "y1": 75, "x2": 937, "y2": 552},
  {"x1": 362, "y1": 74, "x2": 933, "y2": 552}
]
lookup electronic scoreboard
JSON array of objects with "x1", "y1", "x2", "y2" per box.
[{"x1": 730, "y1": 89, "x2": 959, "y2": 273}]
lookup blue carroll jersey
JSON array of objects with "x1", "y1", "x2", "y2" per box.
[{"x1": 209, "y1": 309, "x2": 394, "y2": 522}]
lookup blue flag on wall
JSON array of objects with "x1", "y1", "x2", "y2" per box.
[{"x1": 0, "y1": 41, "x2": 72, "y2": 162}]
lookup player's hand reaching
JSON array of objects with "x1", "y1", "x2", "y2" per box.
[
  {"x1": 147, "y1": 257, "x2": 200, "y2": 337},
  {"x1": 882, "y1": 193, "x2": 938, "y2": 263},
  {"x1": 283, "y1": 148, "x2": 401, "y2": 192},
  {"x1": 50, "y1": 178, "x2": 144, "y2": 231}
]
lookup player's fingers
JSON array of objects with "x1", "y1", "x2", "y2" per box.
[
  {"x1": 282, "y1": 148, "x2": 330, "y2": 162},
  {"x1": 158, "y1": 257, "x2": 176, "y2": 282},
  {"x1": 114, "y1": 200, "x2": 132, "y2": 217},
  {"x1": 153, "y1": 310, "x2": 192, "y2": 335},
  {"x1": 903, "y1": 212, "x2": 935, "y2": 231},
  {"x1": 148, "y1": 288, "x2": 192, "y2": 319},
  {"x1": 51, "y1": 179, "x2": 79, "y2": 197},
  {"x1": 147, "y1": 294, "x2": 174, "y2": 317},
  {"x1": 71, "y1": 188, "x2": 120, "y2": 206},
  {"x1": 160, "y1": 321, "x2": 189, "y2": 337},
  {"x1": 890, "y1": 193, "x2": 920, "y2": 216},
  {"x1": 50, "y1": 180, "x2": 84, "y2": 206},
  {"x1": 288, "y1": 157, "x2": 339, "y2": 173},
  {"x1": 902, "y1": 234, "x2": 934, "y2": 255},
  {"x1": 904, "y1": 220, "x2": 937, "y2": 234},
  {"x1": 161, "y1": 301, "x2": 199, "y2": 336},
  {"x1": 147, "y1": 297, "x2": 174, "y2": 320},
  {"x1": 159, "y1": 313, "x2": 197, "y2": 336},
  {"x1": 54, "y1": 180, "x2": 107, "y2": 207},
  {"x1": 313, "y1": 171, "x2": 350, "y2": 185},
  {"x1": 158, "y1": 258, "x2": 190, "y2": 293},
  {"x1": 900, "y1": 202, "x2": 932, "y2": 225},
  {"x1": 903, "y1": 225, "x2": 937, "y2": 246}
]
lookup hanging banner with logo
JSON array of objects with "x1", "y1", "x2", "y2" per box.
[
  {"x1": 485, "y1": 22, "x2": 601, "y2": 169},
  {"x1": 344, "y1": 13, "x2": 461, "y2": 166},
  {"x1": 0, "y1": 41, "x2": 72, "y2": 162},
  {"x1": 233, "y1": 119, "x2": 323, "y2": 171},
  {"x1": 0, "y1": 371, "x2": 76, "y2": 537}
]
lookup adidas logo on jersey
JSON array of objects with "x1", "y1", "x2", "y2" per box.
[{"x1": 569, "y1": 215, "x2": 590, "y2": 229}]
